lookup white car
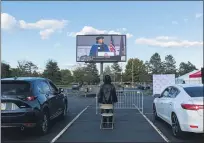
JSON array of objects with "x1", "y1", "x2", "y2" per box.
[{"x1": 153, "y1": 84, "x2": 203, "y2": 138}]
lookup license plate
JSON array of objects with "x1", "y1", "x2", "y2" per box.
[{"x1": 1, "y1": 103, "x2": 6, "y2": 110}]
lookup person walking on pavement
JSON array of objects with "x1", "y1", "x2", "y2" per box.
[{"x1": 98, "y1": 75, "x2": 118, "y2": 127}]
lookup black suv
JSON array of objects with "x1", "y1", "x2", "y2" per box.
[{"x1": 1, "y1": 77, "x2": 68, "y2": 135}]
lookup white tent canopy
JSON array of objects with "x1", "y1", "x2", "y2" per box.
[{"x1": 176, "y1": 70, "x2": 202, "y2": 84}]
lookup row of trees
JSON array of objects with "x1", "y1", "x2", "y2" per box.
[
  {"x1": 1, "y1": 60, "x2": 100, "y2": 85},
  {"x1": 1, "y1": 53, "x2": 198, "y2": 84}
]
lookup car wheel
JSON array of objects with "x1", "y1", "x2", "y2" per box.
[
  {"x1": 60, "y1": 103, "x2": 67, "y2": 119},
  {"x1": 171, "y1": 113, "x2": 183, "y2": 138},
  {"x1": 37, "y1": 111, "x2": 49, "y2": 135},
  {"x1": 153, "y1": 104, "x2": 159, "y2": 122}
]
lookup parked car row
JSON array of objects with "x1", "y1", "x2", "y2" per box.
[
  {"x1": 136, "y1": 85, "x2": 151, "y2": 90},
  {"x1": 153, "y1": 84, "x2": 204, "y2": 138},
  {"x1": 72, "y1": 83, "x2": 82, "y2": 90},
  {"x1": 1, "y1": 77, "x2": 68, "y2": 135}
]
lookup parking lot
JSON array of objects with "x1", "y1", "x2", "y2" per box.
[{"x1": 2, "y1": 91, "x2": 204, "y2": 142}]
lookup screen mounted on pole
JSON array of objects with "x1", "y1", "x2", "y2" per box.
[{"x1": 76, "y1": 35, "x2": 127, "y2": 62}]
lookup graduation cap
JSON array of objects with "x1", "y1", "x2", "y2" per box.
[{"x1": 96, "y1": 36, "x2": 104, "y2": 40}]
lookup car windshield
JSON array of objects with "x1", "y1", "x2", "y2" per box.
[
  {"x1": 184, "y1": 86, "x2": 204, "y2": 97},
  {"x1": 1, "y1": 81, "x2": 31, "y2": 96}
]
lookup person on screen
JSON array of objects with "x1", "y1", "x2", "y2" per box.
[{"x1": 89, "y1": 36, "x2": 110, "y2": 56}]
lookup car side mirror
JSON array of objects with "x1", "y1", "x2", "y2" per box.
[
  {"x1": 153, "y1": 94, "x2": 161, "y2": 98},
  {"x1": 58, "y1": 88, "x2": 64, "y2": 94}
]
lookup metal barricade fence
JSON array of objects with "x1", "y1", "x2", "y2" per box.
[{"x1": 96, "y1": 90, "x2": 143, "y2": 114}]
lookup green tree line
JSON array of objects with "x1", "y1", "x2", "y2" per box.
[{"x1": 1, "y1": 53, "x2": 198, "y2": 84}]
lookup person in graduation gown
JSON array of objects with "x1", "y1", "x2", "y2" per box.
[
  {"x1": 89, "y1": 36, "x2": 110, "y2": 56},
  {"x1": 98, "y1": 75, "x2": 118, "y2": 127}
]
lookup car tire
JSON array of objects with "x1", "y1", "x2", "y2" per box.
[
  {"x1": 171, "y1": 113, "x2": 183, "y2": 138},
  {"x1": 59, "y1": 102, "x2": 67, "y2": 119},
  {"x1": 36, "y1": 111, "x2": 49, "y2": 135},
  {"x1": 153, "y1": 104, "x2": 159, "y2": 122}
]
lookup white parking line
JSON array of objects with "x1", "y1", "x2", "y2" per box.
[
  {"x1": 133, "y1": 104, "x2": 169, "y2": 142},
  {"x1": 134, "y1": 113, "x2": 153, "y2": 115},
  {"x1": 144, "y1": 113, "x2": 153, "y2": 115},
  {"x1": 50, "y1": 106, "x2": 89, "y2": 143}
]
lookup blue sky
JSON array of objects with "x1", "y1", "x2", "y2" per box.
[{"x1": 1, "y1": 1, "x2": 203, "y2": 72}]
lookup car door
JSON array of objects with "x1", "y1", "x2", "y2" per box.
[
  {"x1": 155, "y1": 89, "x2": 166, "y2": 117},
  {"x1": 38, "y1": 80, "x2": 58, "y2": 118},
  {"x1": 163, "y1": 86, "x2": 179, "y2": 124},
  {"x1": 158, "y1": 87, "x2": 171, "y2": 120},
  {"x1": 48, "y1": 80, "x2": 64, "y2": 115}
]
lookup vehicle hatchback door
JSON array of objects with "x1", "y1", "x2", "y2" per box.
[{"x1": 1, "y1": 80, "x2": 32, "y2": 111}]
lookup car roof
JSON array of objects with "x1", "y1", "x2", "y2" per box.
[
  {"x1": 173, "y1": 84, "x2": 203, "y2": 88},
  {"x1": 1, "y1": 77, "x2": 47, "y2": 82}
]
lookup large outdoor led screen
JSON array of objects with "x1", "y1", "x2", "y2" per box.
[{"x1": 76, "y1": 35, "x2": 127, "y2": 62}]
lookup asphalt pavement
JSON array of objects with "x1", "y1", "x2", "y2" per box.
[
  {"x1": 2, "y1": 91, "x2": 204, "y2": 142},
  {"x1": 56, "y1": 107, "x2": 165, "y2": 142}
]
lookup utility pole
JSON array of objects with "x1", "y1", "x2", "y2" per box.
[
  {"x1": 121, "y1": 62, "x2": 123, "y2": 84},
  {"x1": 132, "y1": 59, "x2": 134, "y2": 87},
  {"x1": 114, "y1": 73, "x2": 116, "y2": 83},
  {"x1": 100, "y1": 62, "x2": 103, "y2": 85}
]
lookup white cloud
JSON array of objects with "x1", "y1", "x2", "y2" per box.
[
  {"x1": 155, "y1": 36, "x2": 177, "y2": 40},
  {"x1": 195, "y1": 13, "x2": 203, "y2": 18},
  {"x1": 20, "y1": 19, "x2": 68, "y2": 39},
  {"x1": 1, "y1": 13, "x2": 18, "y2": 30},
  {"x1": 68, "y1": 26, "x2": 133, "y2": 38},
  {"x1": 75, "y1": 26, "x2": 107, "y2": 35},
  {"x1": 117, "y1": 28, "x2": 127, "y2": 31},
  {"x1": 40, "y1": 29, "x2": 55, "y2": 40},
  {"x1": 135, "y1": 36, "x2": 203, "y2": 48},
  {"x1": 126, "y1": 33, "x2": 133, "y2": 38},
  {"x1": 19, "y1": 19, "x2": 68, "y2": 30},
  {"x1": 172, "y1": 21, "x2": 178, "y2": 25},
  {"x1": 1, "y1": 13, "x2": 68, "y2": 39}
]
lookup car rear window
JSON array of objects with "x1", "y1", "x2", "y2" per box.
[
  {"x1": 184, "y1": 86, "x2": 204, "y2": 97},
  {"x1": 1, "y1": 81, "x2": 31, "y2": 96}
]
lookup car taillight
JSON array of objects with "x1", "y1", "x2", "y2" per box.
[
  {"x1": 26, "y1": 96, "x2": 37, "y2": 101},
  {"x1": 181, "y1": 104, "x2": 204, "y2": 110}
]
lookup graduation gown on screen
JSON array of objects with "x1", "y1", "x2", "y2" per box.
[{"x1": 89, "y1": 44, "x2": 110, "y2": 56}]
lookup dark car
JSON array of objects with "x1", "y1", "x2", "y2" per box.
[
  {"x1": 72, "y1": 83, "x2": 81, "y2": 90},
  {"x1": 137, "y1": 85, "x2": 145, "y2": 90},
  {"x1": 1, "y1": 77, "x2": 68, "y2": 135}
]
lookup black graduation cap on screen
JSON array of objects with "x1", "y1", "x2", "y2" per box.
[{"x1": 96, "y1": 36, "x2": 104, "y2": 41}]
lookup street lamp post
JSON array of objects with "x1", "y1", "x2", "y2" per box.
[
  {"x1": 132, "y1": 59, "x2": 134, "y2": 87},
  {"x1": 121, "y1": 71, "x2": 122, "y2": 84},
  {"x1": 114, "y1": 72, "x2": 122, "y2": 83}
]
